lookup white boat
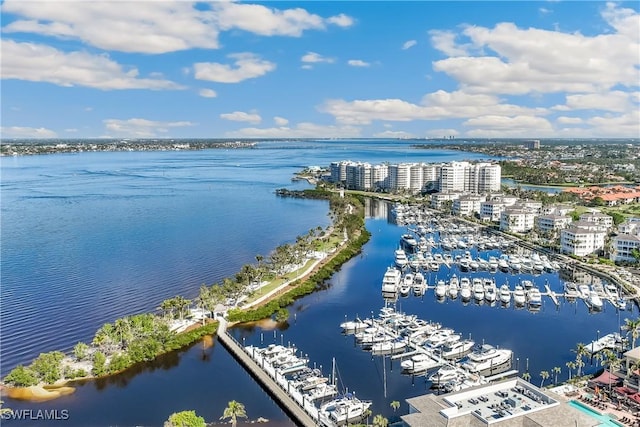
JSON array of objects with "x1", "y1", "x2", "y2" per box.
[
  {"x1": 588, "y1": 291, "x2": 603, "y2": 310},
  {"x1": 394, "y1": 249, "x2": 408, "y2": 268},
  {"x1": 441, "y1": 339, "x2": 475, "y2": 359},
  {"x1": 448, "y1": 275, "x2": 459, "y2": 299},
  {"x1": 498, "y1": 256, "x2": 510, "y2": 272},
  {"x1": 462, "y1": 345, "x2": 512, "y2": 373},
  {"x1": 605, "y1": 283, "x2": 619, "y2": 300},
  {"x1": 469, "y1": 259, "x2": 480, "y2": 271},
  {"x1": 413, "y1": 272, "x2": 426, "y2": 296},
  {"x1": 499, "y1": 284, "x2": 511, "y2": 304},
  {"x1": 578, "y1": 284, "x2": 591, "y2": 299},
  {"x1": 435, "y1": 280, "x2": 447, "y2": 298},
  {"x1": 304, "y1": 383, "x2": 338, "y2": 401},
  {"x1": 321, "y1": 394, "x2": 372, "y2": 426},
  {"x1": 276, "y1": 357, "x2": 310, "y2": 374},
  {"x1": 488, "y1": 256, "x2": 499, "y2": 271},
  {"x1": 400, "y1": 353, "x2": 439, "y2": 374},
  {"x1": 484, "y1": 279, "x2": 497, "y2": 303},
  {"x1": 472, "y1": 278, "x2": 484, "y2": 301},
  {"x1": 294, "y1": 375, "x2": 329, "y2": 391},
  {"x1": 425, "y1": 328, "x2": 459, "y2": 348},
  {"x1": 381, "y1": 267, "x2": 402, "y2": 294},
  {"x1": 429, "y1": 364, "x2": 459, "y2": 385},
  {"x1": 371, "y1": 337, "x2": 407, "y2": 354},
  {"x1": 340, "y1": 318, "x2": 369, "y2": 333},
  {"x1": 521, "y1": 279, "x2": 534, "y2": 290},
  {"x1": 460, "y1": 277, "x2": 472, "y2": 301},
  {"x1": 564, "y1": 282, "x2": 580, "y2": 300},
  {"x1": 526, "y1": 287, "x2": 542, "y2": 308},
  {"x1": 513, "y1": 285, "x2": 526, "y2": 306},
  {"x1": 400, "y1": 234, "x2": 418, "y2": 253}
]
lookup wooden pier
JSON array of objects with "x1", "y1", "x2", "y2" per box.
[{"x1": 216, "y1": 320, "x2": 318, "y2": 427}]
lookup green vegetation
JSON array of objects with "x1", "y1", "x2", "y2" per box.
[
  {"x1": 165, "y1": 410, "x2": 206, "y2": 427},
  {"x1": 220, "y1": 400, "x2": 247, "y2": 427}
]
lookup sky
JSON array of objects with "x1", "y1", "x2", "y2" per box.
[{"x1": 1, "y1": 1, "x2": 639, "y2": 140}]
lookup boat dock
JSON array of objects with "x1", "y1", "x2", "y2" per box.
[
  {"x1": 216, "y1": 320, "x2": 319, "y2": 427},
  {"x1": 543, "y1": 284, "x2": 559, "y2": 307}
]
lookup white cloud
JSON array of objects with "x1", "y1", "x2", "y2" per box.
[
  {"x1": 64, "y1": 128, "x2": 79, "y2": 133},
  {"x1": 585, "y1": 110, "x2": 640, "y2": 138},
  {"x1": 558, "y1": 91, "x2": 637, "y2": 113},
  {"x1": 104, "y1": 118, "x2": 195, "y2": 137},
  {"x1": 301, "y1": 52, "x2": 335, "y2": 64},
  {"x1": 274, "y1": 116, "x2": 289, "y2": 126},
  {"x1": 556, "y1": 116, "x2": 583, "y2": 125},
  {"x1": 320, "y1": 90, "x2": 547, "y2": 125},
  {"x1": 463, "y1": 115, "x2": 554, "y2": 137},
  {"x1": 373, "y1": 130, "x2": 416, "y2": 139},
  {"x1": 0, "y1": 126, "x2": 57, "y2": 138},
  {"x1": 539, "y1": 7, "x2": 552, "y2": 15},
  {"x1": 402, "y1": 40, "x2": 417, "y2": 50},
  {"x1": 225, "y1": 122, "x2": 361, "y2": 138},
  {"x1": 326, "y1": 13, "x2": 354, "y2": 28},
  {"x1": 429, "y1": 30, "x2": 470, "y2": 56},
  {"x1": 432, "y1": 5, "x2": 640, "y2": 96},
  {"x1": 194, "y1": 53, "x2": 276, "y2": 83},
  {"x1": 2, "y1": 1, "x2": 353, "y2": 54},
  {"x1": 198, "y1": 88, "x2": 218, "y2": 98},
  {"x1": 347, "y1": 59, "x2": 370, "y2": 67},
  {"x1": 220, "y1": 111, "x2": 262, "y2": 124},
  {"x1": 1, "y1": 39, "x2": 182, "y2": 90}
]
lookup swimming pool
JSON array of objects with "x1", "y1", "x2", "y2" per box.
[{"x1": 569, "y1": 400, "x2": 622, "y2": 427}]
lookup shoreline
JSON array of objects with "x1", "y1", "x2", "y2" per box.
[{"x1": 2, "y1": 191, "x2": 367, "y2": 402}]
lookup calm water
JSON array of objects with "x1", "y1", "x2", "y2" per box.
[{"x1": 1, "y1": 140, "x2": 632, "y2": 426}]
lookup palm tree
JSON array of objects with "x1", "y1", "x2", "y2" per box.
[
  {"x1": 373, "y1": 414, "x2": 389, "y2": 427},
  {"x1": 390, "y1": 400, "x2": 400, "y2": 412},
  {"x1": 573, "y1": 343, "x2": 588, "y2": 377},
  {"x1": 113, "y1": 318, "x2": 131, "y2": 348},
  {"x1": 624, "y1": 318, "x2": 640, "y2": 349},
  {"x1": 552, "y1": 366, "x2": 562, "y2": 385},
  {"x1": 522, "y1": 372, "x2": 531, "y2": 382},
  {"x1": 539, "y1": 370, "x2": 549, "y2": 388},
  {"x1": 566, "y1": 361, "x2": 576, "y2": 382},
  {"x1": 220, "y1": 400, "x2": 247, "y2": 427}
]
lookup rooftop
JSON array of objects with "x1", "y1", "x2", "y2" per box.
[{"x1": 402, "y1": 378, "x2": 598, "y2": 427}]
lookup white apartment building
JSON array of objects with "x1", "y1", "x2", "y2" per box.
[
  {"x1": 474, "y1": 163, "x2": 502, "y2": 193},
  {"x1": 618, "y1": 218, "x2": 640, "y2": 235},
  {"x1": 515, "y1": 200, "x2": 543, "y2": 214},
  {"x1": 500, "y1": 208, "x2": 536, "y2": 233},
  {"x1": 439, "y1": 161, "x2": 467, "y2": 192},
  {"x1": 536, "y1": 215, "x2": 572, "y2": 234},
  {"x1": 388, "y1": 163, "x2": 412, "y2": 191},
  {"x1": 560, "y1": 226, "x2": 607, "y2": 257},
  {"x1": 329, "y1": 160, "x2": 351, "y2": 183},
  {"x1": 430, "y1": 192, "x2": 461, "y2": 209},
  {"x1": 409, "y1": 164, "x2": 424, "y2": 193},
  {"x1": 372, "y1": 164, "x2": 389, "y2": 190},
  {"x1": 453, "y1": 195, "x2": 486, "y2": 217},
  {"x1": 579, "y1": 212, "x2": 613, "y2": 228},
  {"x1": 480, "y1": 201, "x2": 505, "y2": 222},
  {"x1": 542, "y1": 204, "x2": 574, "y2": 216},
  {"x1": 610, "y1": 234, "x2": 640, "y2": 263}
]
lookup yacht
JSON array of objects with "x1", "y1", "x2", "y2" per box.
[
  {"x1": 509, "y1": 255, "x2": 522, "y2": 272},
  {"x1": 448, "y1": 275, "x2": 459, "y2": 299},
  {"x1": 428, "y1": 364, "x2": 460, "y2": 386},
  {"x1": 472, "y1": 278, "x2": 484, "y2": 301},
  {"x1": 320, "y1": 394, "x2": 372, "y2": 426},
  {"x1": 498, "y1": 256, "x2": 510, "y2": 272},
  {"x1": 526, "y1": 287, "x2": 542, "y2": 308},
  {"x1": 394, "y1": 249, "x2": 408, "y2": 268},
  {"x1": 459, "y1": 277, "x2": 472, "y2": 301},
  {"x1": 400, "y1": 234, "x2": 418, "y2": 253},
  {"x1": 578, "y1": 284, "x2": 591, "y2": 299},
  {"x1": 513, "y1": 285, "x2": 526, "y2": 306},
  {"x1": 371, "y1": 337, "x2": 407, "y2": 354},
  {"x1": 294, "y1": 375, "x2": 329, "y2": 391},
  {"x1": 484, "y1": 279, "x2": 497, "y2": 303},
  {"x1": 462, "y1": 345, "x2": 513, "y2": 374},
  {"x1": 340, "y1": 318, "x2": 370, "y2": 334},
  {"x1": 304, "y1": 383, "x2": 338, "y2": 401},
  {"x1": 441, "y1": 339, "x2": 475, "y2": 359},
  {"x1": 588, "y1": 291, "x2": 603, "y2": 310},
  {"x1": 564, "y1": 282, "x2": 580, "y2": 300},
  {"x1": 381, "y1": 267, "x2": 402, "y2": 294},
  {"x1": 499, "y1": 284, "x2": 511, "y2": 304},
  {"x1": 488, "y1": 256, "x2": 499, "y2": 271},
  {"x1": 400, "y1": 353, "x2": 439, "y2": 374},
  {"x1": 413, "y1": 272, "x2": 426, "y2": 296},
  {"x1": 435, "y1": 280, "x2": 447, "y2": 298}
]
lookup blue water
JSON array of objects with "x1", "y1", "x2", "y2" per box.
[
  {"x1": 569, "y1": 400, "x2": 620, "y2": 426},
  {"x1": 1, "y1": 140, "x2": 633, "y2": 426}
]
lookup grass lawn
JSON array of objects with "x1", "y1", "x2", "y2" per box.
[{"x1": 603, "y1": 204, "x2": 640, "y2": 217}]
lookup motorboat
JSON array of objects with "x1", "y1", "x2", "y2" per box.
[
  {"x1": 340, "y1": 318, "x2": 370, "y2": 334},
  {"x1": 460, "y1": 277, "x2": 472, "y2": 301},
  {"x1": 371, "y1": 337, "x2": 407, "y2": 354},
  {"x1": 526, "y1": 287, "x2": 542, "y2": 308},
  {"x1": 513, "y1": 285, "x2": 526, "y2": 306},
  {"x1": 400, "y1": 234, "x2": 418, "y2": 253},
  {"x1": 488, "y1": 256, "x2": 499, "y2": 271},
  {"x1": 441, "y1": 339, "x2": 475, "y2": 359},
  {"x1": 435, "y1": 280, "x2": 447, "y2": 298},
  {"x1": 304, "y1": 383, "x2": 338, "y2": 401},
  {"x1": 448, "y1": 275, "x2": 459, "y2": 299},
  {"x1": 588, "y1": 291, "x2": 603, "y2": 310},
  {"x1": 394, "y1": 249, "x2": 408, "y2": 268},
  {"x1": 294, "y1": 375, "x2": 329, "y2": 391},
  {"x1": 564, "y1": 282, "x2": 580, "y2": 300},
  {"x1": 413, "y1": 272, "x2": 426, "y2": 296},
  {"x1": 499, "y1": 284, "x2": 511, "y2": 304},
  {"x1": 484, "y1": 279, "x2": 497, "y2": 303},
  {"x1": 381, "y1": 267, "x2": 402, "y2": 294},
  {"x1": 321, "y1": 394, "x2": 372, "y2": 426},
  {"x1": 428, "y1": 364, "x2": 459, "y2": 386},
  {"x1": 472, "y1": 278, "x2": 484, "y2": 301},
  {"x1": 462, "y1": 345, "x2": 512, "y2": 374},
  {"x1": 400, "y1": 353, "x2": 439, "y2": 374}
]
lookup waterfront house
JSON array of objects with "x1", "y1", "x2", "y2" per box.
[
  {"x1": 560, "y1": 223, "x2": 607, "y2": 257},
  {"x1": 452, "y1": 195, "x2": 486, "y2": 217},
  {"x1": 500, "y1": 208, "x2": 536, "y2": 233},
  {"x1": 580, "y1": 212, "x2": 614, "y2": 229},
  {"x1": 536, "y1": 214, "x2": 572, "y2": 235}
]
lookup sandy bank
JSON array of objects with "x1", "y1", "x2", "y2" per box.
[{"x1": 3, "y1": 385, "x2": 75, "y2": 402}]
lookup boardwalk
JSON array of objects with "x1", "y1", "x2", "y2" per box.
[{"x1": 216, "y1": 320, "x2": 319, "y2": 427}]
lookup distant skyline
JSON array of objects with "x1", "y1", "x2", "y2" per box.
[{"x1": 1, "y1": 1, "x2": 638, "y2": 139}]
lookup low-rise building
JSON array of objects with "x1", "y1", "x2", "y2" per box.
[
  {"x1": 401, "y1": 378, "x2": 597, "y2": 427},
  {"x1": 481, "y1": 201, "x2": 506, "y2": 222},
  {"x1": 580, "y1": 212, "x2": 613, "y2": 229},
  {"x1": 610, "y1": 234, "x2": 640, "y2": 263},
  {"x1": 500, "y1": 209, "x2": 536, "y2": 233},
  {"x1": 542, "y1": 204, "x2": 574, "y2": 216},
  {"x1": 560, "y1": 225, "x2": 607, "y2": 257},
  {"x1": 453, "y1": 195, "x2": 486, "y2": 217},
  {"x1": 431, "y1": 192, "x2": 461, "y2": 209},
  {"x1": 536, "y1": 214, "x2": 572, "y2": 234}
]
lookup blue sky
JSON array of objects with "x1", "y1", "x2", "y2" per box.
[{"x1": 1, "y1": 1, "x2": 639, "y2": 139}]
